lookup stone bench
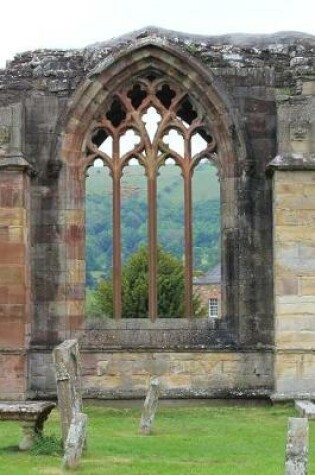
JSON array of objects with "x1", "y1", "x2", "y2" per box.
[
  {"x1": 295, "y1": 400, "x2": 315, "y2": 420},
  {"x1": 0, "y1": 401, "x2": 56, "y2": 450}
]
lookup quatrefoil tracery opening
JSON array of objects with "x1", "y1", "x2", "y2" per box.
[
  {"x1": 120, "y1": 129, "x2": 141, "y2": 157},
  {"x1": 142, "y1": 107, "x2": 162, "y2": 143}
]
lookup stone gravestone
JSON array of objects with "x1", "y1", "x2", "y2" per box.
[
  {"x1": 53, "y1": 339, "x2": 82, "y2": 444},
  {"x1": 63, "y1": 412, "x2": 88, "y2": 469},
  {"x1": 53, "y1": 339, "x2": 87, "y2": 469},
  {"x1": 139, "y1": 376, "x2": 159, "y2": 435},
  {"x1": 285, "y1": 417, "x2": 308, "y2": 475}
]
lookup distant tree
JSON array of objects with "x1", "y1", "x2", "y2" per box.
[{"x1": 87, "y1": 245, "x2": 205, "y2": 318}]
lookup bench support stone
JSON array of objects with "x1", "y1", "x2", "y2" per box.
[
  {"x1": 20, "y1": 421, "x2": 39, "y2": 451},
  {"x1": 0, "y1": 401, "x2": 56, "y2": 451}
]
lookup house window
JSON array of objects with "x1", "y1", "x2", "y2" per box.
[{"x1": 208, "y1": 298, "x2": 219, "y2": 318}]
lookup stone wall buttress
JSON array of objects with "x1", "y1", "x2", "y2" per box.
[
  {"x1": 0, "y1": 103, "x2": 33, "y2": 400},
  {"x1": 272, "y1": 77, "x2": 315, "y2": 399}
]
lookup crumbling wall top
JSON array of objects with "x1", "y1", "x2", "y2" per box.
[{"x1": 0, "y1": 27, "x2": 314, "y2": 100}]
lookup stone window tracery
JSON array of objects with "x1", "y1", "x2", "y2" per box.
[{"x1": 85, "y1": 76, "x2": 218, "y2": 319}]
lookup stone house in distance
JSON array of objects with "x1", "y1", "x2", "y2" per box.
[
  {"x1": 0, "y1": 27, "x2": 315, "y2": 401},
  {"x1": 193, "y1": 264, "x2": 221, "y2": 318}
]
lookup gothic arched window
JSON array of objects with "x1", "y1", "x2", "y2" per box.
[{"x1": 85, "y1": 75, "x2": 218, "y2": 319}]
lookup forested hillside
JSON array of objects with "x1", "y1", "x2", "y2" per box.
[{"x1": 86, "y1": 162, "x2": 220, "y2": 288}]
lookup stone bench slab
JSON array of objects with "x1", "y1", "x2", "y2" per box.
[
  {"x1": 295, "y1": 400, "x2": 315, "y2": 419},
  {"x1": 0, "y1": 401, "x2": 56, "y2": 450}
]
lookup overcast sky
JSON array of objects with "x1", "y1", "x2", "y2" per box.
[{"x1": 0, "y1": 0, "x2": 314, "y2": 68}]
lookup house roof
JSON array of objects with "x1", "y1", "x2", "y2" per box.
[{"x1": 193, "y1": 264, "x2": 221, "y2": 285}]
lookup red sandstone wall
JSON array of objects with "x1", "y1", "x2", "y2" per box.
[{"x1": 0, "y1": 170, "x2": 30, "y2": 399}]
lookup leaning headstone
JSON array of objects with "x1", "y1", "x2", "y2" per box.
[
  {"x1": 139, "y1": 376, "x2": 159, "y2": 435},
  {"x1": 285, "y1": 417, "x2": 308, "y2": 475},
  {"x1": 53, "y1": 339, "x2": 83, "y2": 446},
  {"x1": 63, "y1": 412, "x2": 88, "y2": 470}
]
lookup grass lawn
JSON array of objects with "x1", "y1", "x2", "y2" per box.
[{"x1": 0, "y1": 402, "x2": 313, "y2": 474}]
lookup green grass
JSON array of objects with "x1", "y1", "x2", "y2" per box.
[{"x1": 0, "y1": 402, "x2": 314, "y2": 474}]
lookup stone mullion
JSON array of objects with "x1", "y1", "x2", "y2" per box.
[
  {"x1": 147, "y1": 163, "x2": 158, "y2": 321},
  {"x1": 183, "y1": 170, "x2": 193, "y2": 318},
  {"x1": 112, "y1": 134, "x2": 122, "y2": 319},
  {"x1": 143, "y1": 93, "x2": 160, "y2": 321}
]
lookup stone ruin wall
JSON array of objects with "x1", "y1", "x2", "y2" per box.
[{"x1": 0, "y1": 27, "x2": 314, "y2": 400}]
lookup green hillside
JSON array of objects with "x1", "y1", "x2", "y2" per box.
[
  {"x1": 86, "y1": 162, "x2": 220, "y2": 288},
  {"x1": 87, "y1": 161, "x2": 220, "y2": 202}
]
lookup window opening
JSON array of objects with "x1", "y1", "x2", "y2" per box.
[
  {"x1": 157, "y1": 163, "x2": 185, "y2": 317},
  {"x1": 156, "y1": 84, "x2": 176, "y2": 109},
  {"x1": 121, "y1": 161, "x2": 148, "y2": 318},
  {"x1": 191, "y1": 132, "x2": 208, "y2": 157},
  {"x1": 85, "y1": 160, "x2": 113, "y2": 318},
  {"x1": 192, "y1": 159, "x2": 221, "y2": 317},
  {"x1": 127, "y1": 83, "x2": 147, "y2": 109},
  {"x1": 98, "y1": 136, "x2": 113, "y2": 157},
  {"x1": 106, "y1": 97, "x2": 126, "y2": 127},
  {"x1": 120, "y1": 129, "x2": 141, "y2": 157},
  {"x1": 208, "y1": 298, "x2": 219, "y2": 318},
  {"x1": 85, "y1": 77, "x2": 218, "y2": 320},
  {"x1": 165, "y1": 158, "x2": 176, "y2": 165},
  {"x1": 142, "y1": 107, "x2": 161, "y2": 142},
  {"x1": 163, "y1": 129, "x2": 185, "y2": 157},
  {"x1": 92, "y1": 158, "x2": 105, "y2": 168},
  {"x1": 92, "y1": 128, "x2": 108, "y2": 149},
  {"x1": 176, "y1": 97, "x2": 198, "y2": 125}
]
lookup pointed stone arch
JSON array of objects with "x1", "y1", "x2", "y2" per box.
[
  {"x1": 63, "y1": 38, "x2": 244, "y2": 174},
  {"x1": 61, "y1": 38, "x2": 246, "y2": 338}
]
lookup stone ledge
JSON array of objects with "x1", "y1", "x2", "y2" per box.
[
  {"x1": 268, "y1": 153, "x2": 315, "y2": 171},
  {"x1": 0, "y1": 401, "x2": 55, "y2": 419},
  {"x1": 271, "y1": 392, "x2": 315, "y2": 402},
  {"x1": 295, "y1": 400, "x2": 315, "y2": 419},
  {"x1": 0, "y1": 153, "x2": 36, "y2": 175}
]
